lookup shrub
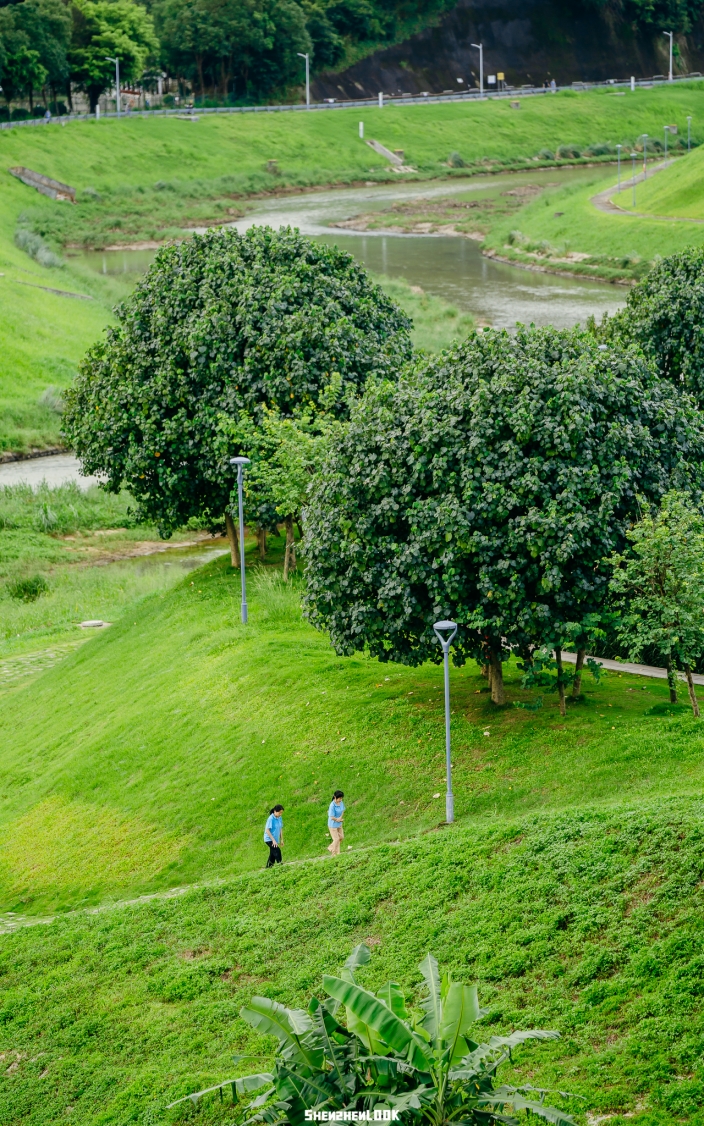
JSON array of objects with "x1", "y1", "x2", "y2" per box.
[
  {"x1": 556, "y1": 144, "x2": 583, "y2": 159},
  {"x1": 14, "y1": 227, "x2": 63, "y2": 269},
  {"x1": 7, "y1": 575, "x2": 49, "y2": 602},
  {"x1": 170, "y1": 945, "x2": 575, "y2": 1125},
  {"x1": 448, "y1": 151, "x2": 465, "y2": 167},
  {"x1": 38, "y1": 386, "x2": 65, "y2": 414},
  {"x1": 537, "y1": 148, "x2": 554, "y2": 160}
]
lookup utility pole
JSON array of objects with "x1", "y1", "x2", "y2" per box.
[
  {"x1": 297, "y1": 52, "x2": 310, "y2": 107},
  {"x1": 631, "y1": 151, "x2": 637, "y2": 208},
  {"x1": 105, "y1": 56, "x2": 120, "y2": 117},
  {"x1": 663, "y1": 31, "x2": 673, "y2": 82},
  {"x1": 664, "y1": 125, "x2": 669, "y2": 158},
  {"x1": 471, "y1": 43, "x2": 483, "y2": 100},
  {"x1": 642, "y1": 133, "x2": 648, "y2": 178}
]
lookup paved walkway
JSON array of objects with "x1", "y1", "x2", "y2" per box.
[
  {"x1": 561, "y1": 650, "x2": 704, "y2": 685},
  {"x1": 590, "y1": 158, "x2": 704, "y2": 222}
]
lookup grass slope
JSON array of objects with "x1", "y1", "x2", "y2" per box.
[
  {"x1": 2, "y1": 83, "x2": 704, "y2": 451},
  {"x1": 1, "y1": 801, "x2": 703, "y2": 1125},
  {"x1": 1, "y1": 555, "x2": 704, "y2": 917},
  {"x1": 626, "y1": 143, "x2": 704, "y2": 218}
]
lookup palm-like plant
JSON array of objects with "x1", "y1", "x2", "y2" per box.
[{"x1": 168, "y1": 946, "x2": 577, "y2": 1126}]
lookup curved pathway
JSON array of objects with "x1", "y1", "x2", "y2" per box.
[{"x1": 590, "y1": 158, "x2": 704, "y2": 222}]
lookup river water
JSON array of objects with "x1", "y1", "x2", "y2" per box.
[{"x1": 80, "y1": 169, "x2": 627, "y2": 331}]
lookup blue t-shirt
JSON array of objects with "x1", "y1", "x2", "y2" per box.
[
  {"x1": 328, "y1": 800, "x2": 345, "y2": 829},
  {"x1": 264, "y1": 813, "x2": 283, "y2": 844}
]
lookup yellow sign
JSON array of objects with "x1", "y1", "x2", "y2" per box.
[{"x1": 497, "y1": 72, "x2": 505, "y2": 80}]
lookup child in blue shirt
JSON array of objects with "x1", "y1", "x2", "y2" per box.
[
  {"x1": 327, "y1": 790, "x2": 345, "y2": 855},
  {"x1": 264, "y1": 804, "x2": 284, "y2": 867}
]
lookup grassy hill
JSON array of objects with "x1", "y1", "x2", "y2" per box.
[
  {"x1": 1, "y1": 799, "x2": 703, "y2": 1125},
  {"x1": 1, "y1": 554, "x2": 704, "y2": 919},
  {"x1": 625, "y1": 142, "x2": 704, "y2": 218},
  {"x1": 3, "y1": 83, "x2": 704, "y2": 453}
]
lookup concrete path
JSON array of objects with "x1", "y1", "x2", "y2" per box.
[
  {"x1": 561, "y1": 650, "x2": 704, "y2": 686},
  {"x1": 0, "y1": 453, "x2": 100, "y2": 490},
  {"x1": 590, "y1": 158, "x2": 704, "y2": 222}
]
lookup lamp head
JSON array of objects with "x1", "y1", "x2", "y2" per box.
[
  {"x1": 230, "y1": 457, "x2": 251, "y2": 467},
  {"x1": 433, "y1": 619, "x2": 458, "y2": 647}
]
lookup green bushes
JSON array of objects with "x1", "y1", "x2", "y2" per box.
[{"x1": 6, "y1": 575, "x2": 49, "y2": 601}]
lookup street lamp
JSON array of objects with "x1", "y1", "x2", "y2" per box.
[
  {"x1": 631, "y1": 151, "x2": 637, "y2": 207},
  {"x1": 616, "y1": 143, "x2": 622, "y2": 191},
  {"x1": 297, "y1": 52, "x2": 310, "y2": 108},
  {"x1": 664, "y1": 124, "x2": 669, "y2": 158},
  {"x1": 105, "y1": 56, "x2": 120, "y2": 117},
  {"x1": 471, "y1": 43, "x2": 483, "y2": 100},
  {"x1": 642, "y1": 133, "x2": 648, "y2": 178},
  {"x1": 433, "y1": 619, "x2": 458, "y2": 824},
  {"x1": 230, "y1": 457, "x2": 251, "y2": 623},
  {"x1": 663, "y1": 31, "x2": 673, "y2": 82},
  {"x1": 688, "y1": 115, "x2": 692, "y2": 152}
]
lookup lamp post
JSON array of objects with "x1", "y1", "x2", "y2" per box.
[
  {"x1": 105, "y1": 56, "x2": 120, "y2": 116},
  {"x1": 297, "y1": 52, "x2": 310, "y2": 107},
  {"x1": 631, "y1": 151, "x2": 637, "y2": 207},
  {"x1": 642, "y1": 134, "x2": 648, "y2": 177},
  {"x1": 664, "y1": 124, "x2": 669, "y2": 158},
  {"x1": 433, "y1": 619, "x2": 458, "y2": 824},
  {"x1": 230, "y1": 457, "x2": 251, "y2": 623},
  {"x1": 663, "y1": 31, "x2": 673, "y2": 82},
  {"x1": 616, "y1": 143, "x2": 622, "y2": 191},
  {"x1": 471, "y1": 43, "x2": 483, "y2": 100},
  {"x1": 688, "y1": 115, "x2": 692, "y2": 151}
]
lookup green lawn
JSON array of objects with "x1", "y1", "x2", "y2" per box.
[
  {"x1": 1, "y1": 800, "x2": 703, "y2": 1126},
  {"x1": 1, "y1": 551, "x2": 703, "y2": 918},
  {"x1": 624, "y1": 141, "x2": 704, "y2": 218},
  {"x1": 3, "y1": 83, "x2": 704, "y2": 453}
]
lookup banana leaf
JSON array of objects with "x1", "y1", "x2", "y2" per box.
[
  {"x1": 166, "y1": 1073, "x2": 273, "y2": 1109},
  {"x1": 377, "y1": 980, "x2": 409, "y2": 1020},
  {"x1": 418, "y1": 953, "x2": 442, "y2": 1040},
  {"x1": 241, "y1": 997, "x2": 323, "y2": 1070},
  {"x1": 323, "y1": 975, "x2": 433, "y2": 1071},
  {"x1": 439, "y1": 982, "x2": 480, "y2": 1063}
]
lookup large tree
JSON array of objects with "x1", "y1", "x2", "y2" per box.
[
  {"x1": 0, "y1": 0, "x2": 68, "y2": 111},
  {"x1": 68, "y1": 0, "x2": 157, "y2": 111},
  {"x1": 303, "y1": 326, "x2": 704, "y2": 704},
  {"x1": 597, "y1": 247, "x2": 704, "y2": 407},
  {"x1": 63, "y1": 226, "x2": 412, "y2": 539}
]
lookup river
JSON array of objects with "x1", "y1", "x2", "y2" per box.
[{"x1": 79, "y1": 168, "x2": 627, "y2": 331}]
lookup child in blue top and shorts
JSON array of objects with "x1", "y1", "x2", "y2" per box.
[{"x1": 327, "y1": 790, "x2": 345, "y2": 855}]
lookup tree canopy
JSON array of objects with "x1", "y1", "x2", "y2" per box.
[
  {"x1": 609, "y1": 490, "x2": 704, "y2": 716},
  {"x1": 63, "y1": 225, "x2": 412, "y2": 537},
  {"x1": 68, "y1": 0, "x2": 158, "y2": 111},
  {"x1": 0, "y1": 0, "x2": 70, "y2": 108},
  {"x1": 599, "y1": 247, "x2": 704, "y2": 407},
  {"x1": 303, "y1": 326, "x2": 704, "y2": 702}
]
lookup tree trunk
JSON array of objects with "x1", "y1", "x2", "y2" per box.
[
  {"x1": 572, "y1": 648, "x2": 586, "y2": 697},
  {"x1": 489, "y1": 649, "x2": 505, "y2": 705},
  {"x1": 225, "y1": 512, "x2": 239, "y2": 568},
  {"x1": 555, "y1": 647, "x2": 566, "y2": 717},
  {"x1": 256, "y1": 526, "x2": 267, "y2": 560},
  {"x1": 283, "y1": 515, "x2": 296, "y2": 581},
  {"x1": 684, "y1": 664, "x2": 700, "y2": 718},
  {"x1": 296, "y1": 519, "x2": 303, "y2": 541},
  {"x1": 666, "y1": 658, "x2": 678, "y2": 703},
  {"x1": 481, "y1": 662, "x2": 489, "y2": 679}
]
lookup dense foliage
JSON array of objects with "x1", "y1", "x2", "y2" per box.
[
  {"x1": 599, "y1": 247, "x2": 704, "y2": 407},
  {"x1": 610, "y1": 490, "x2": 704, "y2": 715},
  {"x1": 0, "y1": 0, "x2": 156, "y2": 112},
  {"x1": 175, "y1": 944, "x2": 573, "y2": 1126},
  {"x1": 63, "y1": 226, "x2": 412, "y2": 535},
  {"x1": 303, "y1": 326, "x2": 704, "y2": 701}
]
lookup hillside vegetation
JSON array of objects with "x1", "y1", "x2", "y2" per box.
[
  {"x1": 1, "y1": 555, "x2": 703, "y2": 917},
  {"x1": 1, "y1": 799, "x2": 703, "y2": 1125},
  {"x1": 625, "y1": 141, "x2": 704, "y2": 217}
]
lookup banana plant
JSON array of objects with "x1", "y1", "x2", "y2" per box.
[{"x1": 167, "y1": 946, "x2": 578, "y2": 1126}]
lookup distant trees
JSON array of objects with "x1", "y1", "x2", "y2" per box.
[
  {"x1": 0, "y1": 0, "x2": 70, "y2": 111},
  {"x1": 303, "y1": 327, "x2": 704, "y2": 704},
  {"x1": 68, "y1": 0, "x2": 158, "y2": 112},
  {"x1": 63, "y1": 227, "x2": 412, "y2": 543},
  {"x1": 155, "y1": 0, "x2": 311, "y2": 102}
]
